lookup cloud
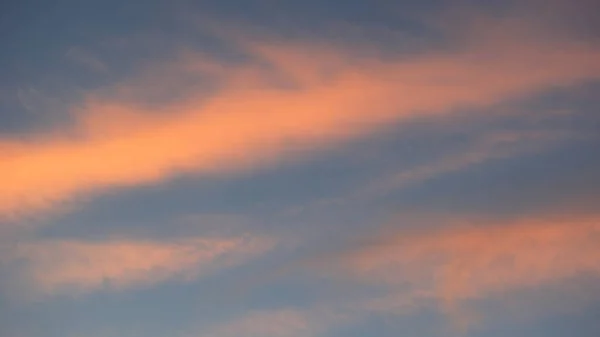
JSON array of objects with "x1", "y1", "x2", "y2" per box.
[
  {"x1": 1, "y1": 14, "x2": 600, "y2": 218},
  {"x1": 11, "y1": 234, "x2": 274, "y2": 295},
  {"x1": 356, "y1": 129, "x2": 582, "y2": 202},
  {"x1": 278, "y1": 127, "x2": 587, "y2": 219},
  {"x1": 65, "y1": 47, "x2": 108, "y2": 73},
  {"x1": 197, "y1": 308, "x2": 323, "y2": 337},
  {"x1": 245, "y1": 214, "x2": 600, "y2": 334},
  {"x1": 174, "y1": 213, "x2": 600, "y2": 337},
  {"x1": 335, "y1": 215, "x2": 600, "y2": 307},
  {"x1": 192, "y1": 301, "x2": 370, "y2": 337},
  {"x1": 190, "y1": 283, "x2": 426, "y2": 337}
]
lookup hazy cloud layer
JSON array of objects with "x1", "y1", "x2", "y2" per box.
[{"x1": 1, "y1": 2, "x2": 599, "y2": 337}]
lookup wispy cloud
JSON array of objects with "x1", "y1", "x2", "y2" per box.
[
  {"x1": 11, "y1": 234, "x2": 274, "y2": 295},
  {"x1": 2, "y1": 13, "x2": 599, "y2": 219},
  {"x1": 64, "y1": 47, "x2": 108, "y2": 73},
  {"x1": 334, "y1": 214, "x2": 600, "y2": 309},
  {"x1": 353, "y1": 129, "x2": 583, "y2": 204},
  {"x1": 196, "y1": 308, "x2": 331, "y2": 337},
  {"x1": 203, "y1": 214, "x2": 600, "y2": 337},
  {"x1": 278, "y1": 126, "x2": 588, "y2": 219},
  {"x1": 190, "y1": 279, "x2": 431, "y2": 337}
]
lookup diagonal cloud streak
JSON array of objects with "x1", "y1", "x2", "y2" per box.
[
  {"x1": 1, "y1": 16, "x2": 599, "y2": 218},
  {"x1": 10, "y1": 234, "x2": 274, "y2": 295}
]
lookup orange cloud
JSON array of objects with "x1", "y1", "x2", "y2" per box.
[
  {"x1": 338, "y1": 215, "x2": 600, "y2": 306},
  {"x1": 184, "y1": 216, "x2": 600, "y2": 337},
  {"x1": 1, "y1": 19, "x2": 600, "y2": 218},
  {"x1": 12, "y1": 235, "x2": 274, "y2": 294}
]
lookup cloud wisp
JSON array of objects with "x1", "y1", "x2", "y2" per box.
[
  {"x1": 196, "y1": 308, "x2": 332, "y2": 337},
  {"x1": 10, "y1": 234, "x2": 274, "y2": 295},
  {"x1": 333, "y1": 214, "x2": 600, "y2": 311},
  {"x1": 200, "y1": 214, "x2": 600, "y2": 337},
  {"x1": 65, "y1": 47, "x2": 108, "y2": 73}
]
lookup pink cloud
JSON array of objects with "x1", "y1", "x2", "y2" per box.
[
  {"x1": 337, "y1": 215, "x2": 600, "y2": 306},
  {"x1": 12, "y1": 235, "x2": 274, "y2": 295},
  {"x1": 1, "y1": 15, "x2": 599, "y2": 218}
]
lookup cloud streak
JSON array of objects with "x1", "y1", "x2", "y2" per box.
[
  {"x1": 336, "y1": 215, "x2": 600, "y2": 308},
  {"x1": 197, "y1": 308, "x2": 328, "y2": 337},
  {"x1": 65, "y1": 47, "x2": 108, "y2": 73},
  {"x1": 208, "y1": 214, "x2": 600, "y2": 337},
  {"x1": 351, "y1": 129, "x2": 582, "y2": 204},
  {"x1": 11, "y1": 234, "x2": 274, "y2": 295},
  {"x1": 1, "y1": 15, "x2": 600, "y2": 218}
]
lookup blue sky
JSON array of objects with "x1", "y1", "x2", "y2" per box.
[{"x1": 1, "y1": 1, "x2": 599, "y2": 336}]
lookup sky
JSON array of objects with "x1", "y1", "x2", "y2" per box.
[{"x1": 0, "y1": 0, "x2": 599, "y2": 336}]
